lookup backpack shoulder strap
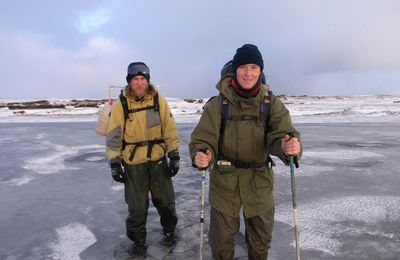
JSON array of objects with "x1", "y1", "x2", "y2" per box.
[
  {"x1": 220, "y1": 95, "x2": 230, "y2": 132},
  {"x1": 119, "y1": 90, "x2": 129, "y2": 121},
  {"x1": 260, "y1": 90, "x2": 272, "y2": 131},
  {"x1": 153, "y1": 92, "x2": 159, "y2": 112},
  {"x1": 202, "y1": 95, "x2": 217, "y2": 110}
]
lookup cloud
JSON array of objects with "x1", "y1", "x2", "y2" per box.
[
  {"x1": 1, "y1": 1, "x2": 400, "y2": 98},
  {"x1": 75, "y1": 9, "x2": 110, "y2": 33},
  {"x1": 0, "y1": 27, "x2": 131, "y2": 98}
]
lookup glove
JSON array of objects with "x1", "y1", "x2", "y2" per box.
[
  {"x1": 111, "y1": 163, "x2": 126, "y2": 183},
  {"x1": 167, "y1": 150, "x2": 180, "y2": 177}
]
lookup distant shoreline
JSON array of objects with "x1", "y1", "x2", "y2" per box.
[{"x1": 1, "y1": 95, "x2": 399, "y2": 110}]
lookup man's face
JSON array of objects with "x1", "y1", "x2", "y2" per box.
[
  {"x1": 130, "y1": 75, "x2": 149, "y2": 97},
  {"x1": 236, "y1": 64, "x2": 261, "y2": 89}
]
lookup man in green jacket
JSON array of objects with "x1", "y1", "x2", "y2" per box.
[
  {"x1": 106, "y1": 62, "x2": 180, "y2": 254},
  {"x1": 189, "y1": 44, "x2": 302, "y2": 259}
]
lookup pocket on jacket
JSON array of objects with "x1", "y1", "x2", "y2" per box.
[
  {"x1": 253, "y1": 167, "x2": 274, "y2": 194},
  {"x1": 211, "y1": 165, "x2": 238, "y2": 192},
  {"x1": 147, "y1": 109, "x2": 161, "y2": 128}
]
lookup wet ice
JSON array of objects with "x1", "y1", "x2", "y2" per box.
[{"x1": 0, "y1": 119, "x2": 400, "y2": 259}]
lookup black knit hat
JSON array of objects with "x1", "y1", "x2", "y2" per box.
[
  {"x1": 126, "y1": 62, "x2": 150, "y2": 83},
  {"x1": 232, "y1": 44, "x2": 264, "y2": 73}
]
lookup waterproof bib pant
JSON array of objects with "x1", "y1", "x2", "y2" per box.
[
  {"x1": 209, "y1": 207, "x2": 274, "y2": 260},
  {"x1": 124, "y1": 158, "x2": 178, "y2": 245}
]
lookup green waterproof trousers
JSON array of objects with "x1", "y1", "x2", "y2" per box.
[
  {"x1": 209, "y1": 206, "x2": 274, "y2": 260},
  {"x1": 123, "y1": 158, "x2": 178, "y2": 245}
]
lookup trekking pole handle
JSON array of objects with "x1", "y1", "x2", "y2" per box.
[
  {"x1": 198, "y1": 148, "x2": 209, "y2": 171},
  {"x1": 287, "y1": 133, "x2": 299, "y2": 168}
]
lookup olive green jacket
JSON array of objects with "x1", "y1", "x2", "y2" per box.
[
  {"x1": 106, "y1": 85, "x2": 179, "y2": 165},
  {"x1": 189, "y1": 76, "x2": 302, "y2": 218}
]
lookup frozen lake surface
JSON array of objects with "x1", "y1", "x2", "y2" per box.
[{"x1": 0, "y1": 121, "x2": 400, "y2": 259}]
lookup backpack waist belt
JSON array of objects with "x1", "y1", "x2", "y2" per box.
[
  {"x1": 217, "y1": 156, "x2": 275, "y2": 169},
  {"x1": 123, "y1": 139, "x2": 165, "y2": 161}
]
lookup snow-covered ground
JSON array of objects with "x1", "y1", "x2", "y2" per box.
[{"x1": 1, "y1": 95, "x2": 400, "y2": 123}]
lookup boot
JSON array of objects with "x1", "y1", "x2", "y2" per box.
[
  {"x1": 162, "y1": 229, "x2": 177, "y2": 247},
  {"x1": 131, "y1": 242, "x2": 147, "y2": 256}
]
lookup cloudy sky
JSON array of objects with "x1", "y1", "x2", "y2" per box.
[{"x1": 1, "y1": 0, "x2": 399, "y2": 99}]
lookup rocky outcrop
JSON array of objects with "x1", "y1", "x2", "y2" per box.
[
  {"x1": 0, "y1": 99, "x2": 108, "y2": 110},
  {"x1": 184, "y1": 98, "x2": 204, "y2": 103}
]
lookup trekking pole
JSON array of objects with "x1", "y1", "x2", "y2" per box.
[
  {"x1": 290, "y1": 155, "x2": 300, "y2": 260},
  {"x1": 199, "y1": 168, "x2": 206, "y2": 260},
  {"x1": 288, "y1": 133, "x2": 301, "y2": 260},
  {"x1": 198, "y1": 149, "x2": 208, "y2": 260}
]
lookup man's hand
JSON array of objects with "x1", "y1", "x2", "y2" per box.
[
  {"x1": 111, "y1": 163, "x2": 126, "y2": 183},
  {"x1": 282, "y1": 134, "x2": 301, "y2": 157},
  {"x1": 168, "y1": 150, "x2": 180, "y2": 177},
  {"x1": 194, "y1": 149, "x2": 211, "y2": 170}
]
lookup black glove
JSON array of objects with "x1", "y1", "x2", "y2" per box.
[
  {"x1": 167, "y1": 150, "x2": 180, "y2": 177},
  {"x1": 111, "y1": 163, "x2": 126, "y2": 183}
]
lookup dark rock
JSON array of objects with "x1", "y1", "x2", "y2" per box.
[
  {"x1": 184, "y1": 98, "x2": 204, "y2": 104},
  {"x1": 184, "y1": 99, "x2": 197, "y2": 103},
  {"x1": 2, "y1": 99, "x2": 108, "y2": 110}
]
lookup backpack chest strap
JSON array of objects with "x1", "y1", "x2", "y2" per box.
[{"x1": 228, "y1": 115, "x2": 262, "y2": 121}]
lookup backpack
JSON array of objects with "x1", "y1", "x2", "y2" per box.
[
  {"x1": 204, "y1": 90, "x2": 272, "y2": 134},
  {"x1": 205, "y1": 90, "x2": 276, "y2": 168},
  {"x1": 96, "y1": 89, "x2": 164, "y2": 161},
  {"x1": 95, "y1": 90, "x2": 160, "y2": 136},
  {"x1": 220, "y1": 91, "x2": 271, "y2": 134},
  {"x1": 118, "y1": 91, "x2": 164, "y2": 161},
  {"x1": 119, "y1": 90, "x2": 159, "y2": 121}
]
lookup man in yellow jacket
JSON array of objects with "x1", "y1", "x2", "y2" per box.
[{"x1": 106, "y1": 62, "x2": 180, "y2": 254}]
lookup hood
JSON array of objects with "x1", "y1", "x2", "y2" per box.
[{"x1": 215, "y1": 75, "x2": 269, "y2": 105}]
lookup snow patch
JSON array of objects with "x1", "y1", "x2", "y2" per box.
[
  {"x1": 275, "y1": 195, "x2": 400, "y2": 255},
  {"x1": 0, "y1": 137, "x2": 15, "y2": 143},
  {"x1": 2, "y1": 176, "x2": 35, "y2": 186},
  {"x1": 22, "y1": 142, "x2": 103, "y2": 174},
  {"x1": 85, "y1": 156, "x2": 104, "y2": 162},
  {"x1": 303, "y1": 149, "x2": 384, "y2": 160},
  {"x1": 34, "y1": 133, "x2": 46, "y2": 140},
  {"x1": 111, "y1": 184, "x2": 124, "y2": 191},
  {"x1": 274, "y1": 163, "x2": 335, "y2": 177},
  {"x1": 50, "y1": 222, "x2": 97, "y2": 260}
]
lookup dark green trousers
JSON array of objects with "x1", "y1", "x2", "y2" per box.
[
  {"x1": 123, "y1": 158, "x2": 178, "y2": 245},
  {"x1": 209, "y1": 206, "x2": 274, "y2": 260}
]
